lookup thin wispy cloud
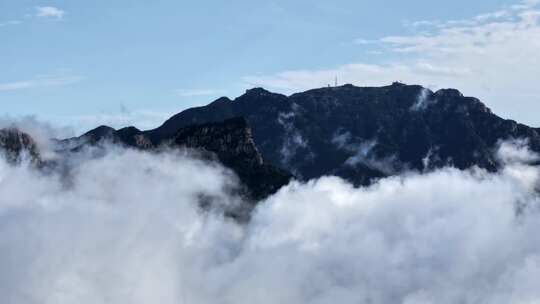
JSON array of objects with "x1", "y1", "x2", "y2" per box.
[
  {"x1": 174, "y1": 88, "x2": 222, "y2": 97},
  {"x1": 35, "y1": 6, "x2": 65, "y2": 19},
  {"x1": 353, "y1": 38, "x2": 377, "y2": 45},
  {"x1": 410, "y1": 20, "x2": 438, "y2": 27},
  {"x1": 0, "y1": 81, "x2": 34, "y2": 91},
  {"x1": 1, "y1": 6, "x2": 66, "y2": 27},
  {"x1": 0, "y1": 20, "x2": 21, "y2": 27},
  {"x1": 244, "y1": 0, "x2": 540, "y2": 125},
  {"x1": 0, "y1": 73, "x2": 82, "y2": 92},
  {"x1": 512, "y1": 0, "x2": 540, "y2": 9}
]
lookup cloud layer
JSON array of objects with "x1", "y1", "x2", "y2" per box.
[{"x1": 1, "y1": 134, "x2": 540, "y2": 303}]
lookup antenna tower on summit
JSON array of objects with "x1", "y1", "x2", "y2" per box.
[{"x1": 334, "y1": 76, "x2": 338, "y2": 87}]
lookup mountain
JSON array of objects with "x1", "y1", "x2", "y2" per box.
[
  {"x1": 54, "y1": 117, "x2": 291, "y2": 203},
  {"x1": 4, "y1": 82, "x2": 539, "y2": 199},
  {"x1": 137, "y1": 82, "x2": 540, "y2": 185},
  {"x1": 0, "y1": 119, "x2": 290, "y2": 220},
  {"x1": 59, "y1": 125, "x2": 153, "y2": 150}
]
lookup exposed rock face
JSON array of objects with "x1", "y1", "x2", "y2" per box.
[
  {"x1": 0, "y1": 128, "x2": 41, "y2": 165},
  {"x1": 172, "y1": 117, "x2": 264, "y2": 167},
  {"x1": 0, "y1": 120, "x2": 289, "y2": 221},
  {"x1": 115, "y1": 127, "x2": 154, "y2": 149},
  {"x1": 142, "y1": 83, "x2": 540, "y2": 185},
  {"x1": 169, "y1": 118, "x2": 291, "y2": 201},
  {"x1": 56, "y1": 117, "x2": 291, "y2": 202}
]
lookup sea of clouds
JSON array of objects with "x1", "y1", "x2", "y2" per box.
[{"x1": 2, "y1": 120, "x2": 540, "y2": 303}]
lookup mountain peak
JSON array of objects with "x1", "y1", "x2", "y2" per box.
[
  {"x1": 84, "y1": 125, "x2": 116, "y2": 138},
  {"x1": 244, "y1": 87, "x2": 271, "y2": 96},
  {"x1": 435, "y1": 88, "x2": 463, "y2": 98},
  {"x1": 238, "y1": 87, "x2": 290, "y2": 101},
  {"x1": 209, "y1": 96, "x2": 233, "y2": 105},
  {"x1": 116, "y1": 126, "x2": 141, "y2": 136},
  {"x1": 233, "y1": 87, "x2": 288, "y2": 107},
  {"x1": 391, "y1": 81, "x2": 408, "y2": 87}
]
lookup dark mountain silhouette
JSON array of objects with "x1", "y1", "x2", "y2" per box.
[
  {"x1": 3, "y1": 83, "x2": 540, "y2": 200},
  {"x1": 54, "y1": 117, "x2": 291, "y2": 202},
  {"x1": 136, "y1": 83, "x2": 540, "y2": 185},
  {"x1": 59, "y1": 125, "x2": 153, "y2": 150}
]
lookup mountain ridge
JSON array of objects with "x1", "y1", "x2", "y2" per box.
[
  {"x1": 132, "y1": 83, "x2": 540, "y2": 184},
  {"x1": 4, "y1": 82, "x2": 539, "y2": 194},
  {"x1": 57, "y1": 117, "x2": 291, "y2": 201}
]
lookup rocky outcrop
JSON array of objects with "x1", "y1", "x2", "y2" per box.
[
  {"x1": 0, "y1": 128, "x2": 41, "y2": 165},
  {"x1": 0, "y1": 120, "x2": 290, "y2": 221},
  {"x1": 56, "y1": 117, "x2": 291, "y2": 202},
  {"x1": 170, "y1": 117, "x2": 291, "y2": 201}
]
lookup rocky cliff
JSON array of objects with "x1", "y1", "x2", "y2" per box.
[
  {"x1": 0, "y1": 128, "x2": 41, "y2": 165},
  {"x1": 54, "y1": 117, "x2": 291, "y2": 202}
]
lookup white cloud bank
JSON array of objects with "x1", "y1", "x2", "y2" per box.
[
  {"x1": 0, "y1": 116, "x2": 74, "y2": 159},
  {"x1": 1, "y1": 131, "x2": 540, "y2": 303},
  {"x1": 244, "y1": 0, "x2": 540, "y2": 126},
  {"x1": 174, "y1": 89, "x2": 223, "y2": 97}
]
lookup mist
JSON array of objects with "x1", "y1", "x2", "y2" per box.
[
  {"x1": 1, "y1": 137, "x2": 540, "y2": 303},
  {"x1": 0, "y1": 116, "x2": 74, "y2": 160}
]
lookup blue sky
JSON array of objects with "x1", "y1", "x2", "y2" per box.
[{"x1": 1, "y1": 0, "x2": 539, "y2": 132}]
